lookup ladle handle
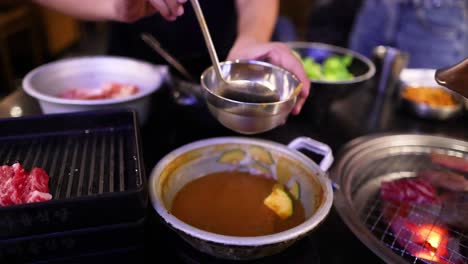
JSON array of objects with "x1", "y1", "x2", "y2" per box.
[
  {"x1": 189, "y1": 0, "x2": 224, "y2": 81},
  {"x1": 141, "y1": 33, "x2": 196, "y2": 82}
]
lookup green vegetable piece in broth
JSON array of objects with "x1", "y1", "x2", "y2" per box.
[
  {"x1": 289, "y1": 180, "x2": 300, "y2": 200},
  {"x1": 264, "y1": 184, "x2": 293, "y2": 219},
  {"x1": 248, "y1": 146, "x2": 274, "y2": 165},
  {"x1": 218, "y1": 149, "x2": 246, "y2": 165}
]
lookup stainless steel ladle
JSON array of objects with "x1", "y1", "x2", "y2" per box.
[{"x1": 189, "y1": 0, "x2": 279, "y2": 103}]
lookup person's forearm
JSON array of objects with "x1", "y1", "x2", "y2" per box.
[
  {"x1": 235, "y1": 0, "x2": 279, "y2": 44},
  {"x1": 33, "y1": 0, "x2": 115, "y2": 21}
]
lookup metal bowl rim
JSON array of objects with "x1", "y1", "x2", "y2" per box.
[{"x1": 200, "y1": 60, "x2": 301, "y2": 106}]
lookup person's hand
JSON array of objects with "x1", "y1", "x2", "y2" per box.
[
  {"x1": 115, "y1": 0, "x2": 187, "y2": 22},
  {"x1": 227, "y1": 41, "x2": 310, "y2": 115}
]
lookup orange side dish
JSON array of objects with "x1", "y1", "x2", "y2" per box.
[{"x1": 402, "y1": 86, "x2": 457, "y2": 107}]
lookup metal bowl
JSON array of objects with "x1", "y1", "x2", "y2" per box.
[
  {"x1": 23, "y1": 56, "x2": 166, "y2": 124},
  {"x1": 149, "y1": 137, "x2": 334, "y2": 260},
  {"x1": 287, "y1": 42, "x2": 376, "y2": 101},
  {"x1": 399, "y1": 68, "x2": 464, "y2": 120},
  {"x1": 200, "y1": 60, "x2": 301, "y2": 134}
]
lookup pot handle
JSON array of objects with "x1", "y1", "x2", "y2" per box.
[{"x1": 287, "y1": 137, "x2": 334, "y2": 172}]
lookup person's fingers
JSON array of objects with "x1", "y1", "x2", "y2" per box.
[
  {"x1": 292, "y1": 95, "x2": 307, "y2": 115},
  {"x1": 163, "y1": 0, "x2": 184, "y2": 17},
  {"x1": 227, "y1": 42, "x2": 310, "y2": 115},
  {"x1": 115, "y1": 0, "x2": 154, "y2": 22},
  {"x1": 144, "y1": 2, "x2": 158, "y2": 17},
  {"x1": 262, "y1": 43, "x2": 310, "y2": 115},
  {"x1": 149, "y1": 0, "x2": 175, "y2": 20},
  {"x1": 291, "y1": 77, "x2": 310, "y2": 115}
]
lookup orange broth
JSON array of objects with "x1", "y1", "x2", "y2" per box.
[{"x1": 171, "y1": 171, "x2": 305, "y2": 236}]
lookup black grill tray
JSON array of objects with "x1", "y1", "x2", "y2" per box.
[
  {"x1": 0, "y1": 218, "x2": 144, "y2": 263},
  {"x1": 0, "y1": 109, "x2": 147, "y2": 239}
]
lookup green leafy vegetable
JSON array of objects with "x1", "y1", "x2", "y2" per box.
[{"x1": 298, "y1": 54, "x2": 354, "y2": 81}]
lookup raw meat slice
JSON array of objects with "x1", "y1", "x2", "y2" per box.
[
  {"x1": 380, "y1": 177, "x2": 465, "y2": 263},
  {"x1": 0, "y1": 177, "x2": 15, "y2": 206},
  {"x1": 25, "y1": 190, "x2": 53, "y2": 203},
  {"x1": 5, "y1": 163, "x2": 28, "y2": 205},
  {"x1": 103, "y1": 82, "x2": 139, "y2": 99},
  {"x1": 0, "y1": 165, "x2": 15, "y2": 205},
  {"x1": 431, "y1": 153, "x2": 468, "y2": 173},
  {"x1": 59, "y1": 82, "x2": 139, "y2": 100},
  {"x1": 380, "y1": 178, "x2": 439, "y2": 204},
  {"x1": 0, "y1": 165, "x2": 14, "y2": 181},
  {"x1": 0, "y1": 163, "x2": 52, "y2": 206},
  {"x1": 27, "y1": 167, "x2": 50, "y2": 193}
]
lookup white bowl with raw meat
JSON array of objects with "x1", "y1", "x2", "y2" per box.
[{"x1": 23, "y1": 56, "x2": 167, "y2": 124}]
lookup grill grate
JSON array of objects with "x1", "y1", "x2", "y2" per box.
[
  {"x1": 363, "y1": 197, "x2": 467, "y2": 264},
  {"x1": 0, "y1": 127, "x2": 141, "y2": 199},
  {"x1": 333, "y1": 135, "x2": 468, "y2": 264},
  {"x1": 358, "y1": 150, "x2": 467, "y2": 264},
  {"x1": 0, "y1": 110, "x2": 146, "y2": 240}
]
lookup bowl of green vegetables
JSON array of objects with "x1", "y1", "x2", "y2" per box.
[
  {"x1": 288, "y1": 42, "x2": 375, "y2": 100},
  {"x1": 287, "y1": 42, "x2": 375, "y2": 120}
]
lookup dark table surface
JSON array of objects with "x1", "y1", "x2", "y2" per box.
[{"x1": 1, "y1": 83, "x2": 467, "y2": 263}]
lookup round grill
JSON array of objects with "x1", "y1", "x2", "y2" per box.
[{"x1": 332, "y1": 134, "x2": 468, "y2": 264}]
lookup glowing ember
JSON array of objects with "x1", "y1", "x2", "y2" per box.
[
  {"x1": 410, "y1": 224, "x2": 449, "y2": 263},
  {"x1": 380, "y1": 179, "x2": 460, "y2": 263},
  {"x1": 414, "y1": 251, "x2": 440, "y2": 263}
]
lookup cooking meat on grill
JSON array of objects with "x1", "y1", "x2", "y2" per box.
[
  {"x1": 380, "y1": 178, "x2": 464, "y2": 263},
  {"x1": 0, "y1": 163, "x2": 52, "y2": 206},
  {"x1": 418, "y1": 170, "x2": 468, "y2": 192},
  {"x1": 380, "y1": 178, "x2": 439, "y2": 204},
  {"x1": 431, "y1": 152, "x2": 468, "y2": 173}
]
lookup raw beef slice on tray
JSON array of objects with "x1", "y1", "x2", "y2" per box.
[{"x1": 0, "y1": 163, "x2": 52, "y2": 206}]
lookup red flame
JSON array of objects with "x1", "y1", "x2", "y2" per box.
[{"x1": 408, "y1": 224, "x2": 450, "y2": 263}]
